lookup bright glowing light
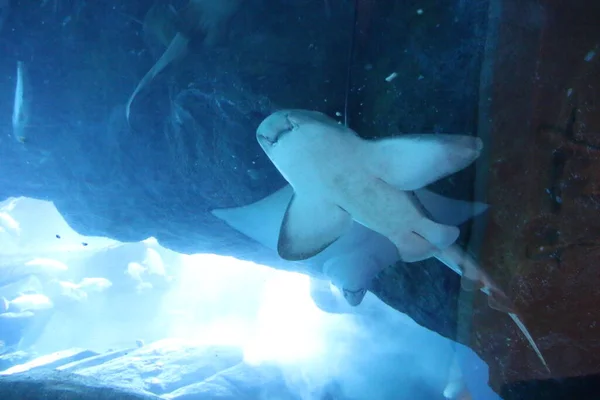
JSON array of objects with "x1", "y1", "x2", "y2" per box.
[
  {"x1": 7, "y1": 198, "x2": 499, "y2": 400},
  {"x1": 166, "y1": 254, "x2": 331, "y2": 365},
  {"x1": 243, "y1": 272, "x2": 328, "y2": 365}
]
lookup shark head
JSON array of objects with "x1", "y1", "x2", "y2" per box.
[
  {"x1": 323, "y1": 251, "x2": 387, "y2": 307},
  {"x1": 256, "y1": 109, "x2": 342, "y2": 152},
  {"x1": 341, "y1": 287, "x2": 368, "y2": 306},
  {"x1": 256, "y1": 110, "x2": 295, "y2": 149}
]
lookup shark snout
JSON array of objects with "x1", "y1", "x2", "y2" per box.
[{"x1": 256, "y1": 111, "x2": 297, "y2": 147}]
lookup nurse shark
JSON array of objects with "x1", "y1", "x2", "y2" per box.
[
  {"x1": 213, "y1": 184, "x2": 488, "y2": 311},
  {"x1": 253, "y1": 109, "x2": 550, "y2": 373}
]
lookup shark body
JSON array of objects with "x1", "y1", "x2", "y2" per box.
[
  {"x1": 256, "y1": 109, "x2": 550, "y2": 373},
  {"x1": 256, "y1": 109, "x2": 480, "y2": 266},
  {"x1": 213, "y1": 184, "x2": 488, "y2": 309}
]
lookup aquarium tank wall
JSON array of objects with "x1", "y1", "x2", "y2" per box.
[{"x1": 0, "y1": 0, "x2": 598, "y2": 399}]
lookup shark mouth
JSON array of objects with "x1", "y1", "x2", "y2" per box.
[{"x1": 257, "y1": 113, "x2": 298, "y2": 146}]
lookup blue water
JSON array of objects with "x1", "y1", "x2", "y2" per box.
[{"x1": 0, "y1": 1, "x2": 523, "y2": 399}]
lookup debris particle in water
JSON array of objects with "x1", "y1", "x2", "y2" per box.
[
  {"x1": 55, "y1": 234, "x2": 61, "y2": 239},
  {"x1": 584, "y1": 49, "x2": 596, "y2": 62},
  {"x1": 385, "y1": 72, "x2": 398, "y2": 82}
]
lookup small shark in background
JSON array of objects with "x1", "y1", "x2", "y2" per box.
[
  {"x1": 12, "y1": 61, "x2": 28, "y2": 143},
  {"x1": 256, "y1": 109, "x2": 550, "y2": 373},
  {"x1": 126, "y1": 0, "x2": 242, "y2": 124}
]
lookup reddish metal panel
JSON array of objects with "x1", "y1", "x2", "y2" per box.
[{"x1": 476, "y1": 0, "x2": 600, "y2": 390}]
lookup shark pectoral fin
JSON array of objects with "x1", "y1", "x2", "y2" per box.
[
  {"x1": 277, "y1": 193, "x2": 352, "y2": 261},
  {"x1": 366, "y1": 134, "x2": 483, "y2": 190},
  {"x1": 508, "y1": 312, "x2": 552, "y2": 374},
  {"x1": 414, "y1": 188, "x2": 489, "y2": 226}
]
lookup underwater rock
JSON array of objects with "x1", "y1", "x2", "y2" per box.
[
  {"x1": 0, "y1": 0, "x2": 510, "y2": 392},
  {"x1": 57, "y1": 348, "x2": 136, "y2": 372},
  {"x1": 0, "y1": 369, "x2": 161, "y2": 399},
  {"x1": 0, "y1": 339, "x2": 304, "y2": 399},
  {"x1": 0, "y1": 328, "x2": 498, "y2": 399},
  {"x1": 0, "y1": 351, "x2": 31, "y2": 372},
  {"x1": 163, "y1": 362, "x2": 297, "y2": 400},
  {"x1": 74, "y1": 339, "x2": 244, "y2": 396},
  {"x1": 0, "y1": 348, "x2": 98, "y2": 375}
]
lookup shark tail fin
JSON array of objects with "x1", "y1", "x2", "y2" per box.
[
  {"x1": 508, "y1": 312, "x2": 551, "y2": 374},
  {"x1": 414, "y1": 219, "x2": 460, "y2": 250}
]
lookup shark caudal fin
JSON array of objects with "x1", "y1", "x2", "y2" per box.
[
  {"x1": 364, "y1": 134, "x2": 483, "y2": 191},
  {"x1": 508, "y1": 312, "x2": 551, "y2": 374},
  {"x1": 277, "y1": 192, "x2": 353, "y2": 261}
]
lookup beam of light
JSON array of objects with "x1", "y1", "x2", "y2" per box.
[
  {"x1": 164, "y1": 254, "x2": 339, "y2": 365},
  {"x1": 242, "y1": 272, "x2": 329, "y2": 365}
]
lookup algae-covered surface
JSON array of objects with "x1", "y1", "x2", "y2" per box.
[{"x1": 476, "y1": 0, "x2": 600, "y2": 390}]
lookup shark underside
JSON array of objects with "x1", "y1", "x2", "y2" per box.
[{"x1": 256, "y1": 109, "x2": 551, "y2": 373}]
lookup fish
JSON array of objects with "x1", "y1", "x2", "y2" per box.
[
  {"x1": 256, "y1": 109, "x2": 550, "y2": 372},
  {"x1": 0, "y1": 197, "x2": 19, "y2": 213},
  {"x1": 22, "y1": 258, "x2": 68, "y2": 275},
  {"x1": 0, "y1": 311, "x2": 35, "y2": 320},
  {"x1": 125, "y1": 262, "x2": 156, "y2": 293},
  {"x1": 256, "y1": 109, "x2": 478, "y2": 263},
  {"x1": 0, "y1": 275, "x2": 44, "y2": 301},
  {"x1": 135, "y1": 282, "x2": 153, "y2": 293},
  {"x1": 12, "y1": 61, "x2": 28, "y2": 143},
  {"x1": 1, "y1": 293, "x2": 53, "y2": 313},
  {"x1": 125, "y1": 261, "x2": 146, "y2": 281},
  {"x1": 77, "y1": 277, "x2": 112, "y2": 293},
  {"x1": 44, "y1": 279, "x2": 88, "y2": 302},
  {"x1": 143, "y1": 248, "x2": 166, "y2": 276}
]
